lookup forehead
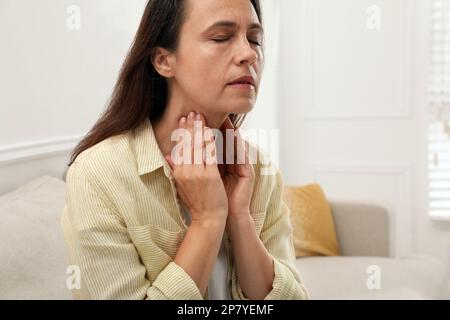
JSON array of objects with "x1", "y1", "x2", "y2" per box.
[{"x1": 184, "y1": 0, "x2": 260, "y2": 31}]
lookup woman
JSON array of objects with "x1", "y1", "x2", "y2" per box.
[{"x1": 62, "y1": 0, "x2": 308, "y2": 300}]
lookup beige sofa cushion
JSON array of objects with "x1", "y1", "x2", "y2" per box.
[
  {"x1": 295, "y1": 255, "x2": 448, "y2": 299},
  {"x1": 328, "y1": 201, "x2": 390, "y2": 257},
  {"x1": 0, "y1": 175, "x2": 71, "y2": 299}
]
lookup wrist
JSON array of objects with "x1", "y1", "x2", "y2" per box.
[
  {"x1": 226, "y1": 213, "x2": 253, "y2": 232},
  {"x1": 190, "y1": 219, "x2": 226, "y2": 243},
  {"x1": 227, "y1": 212, "x2": 252, "y2": 222},
  {"x1": 227, "y1": 210, "x2": 251, "y2": 221},
  {"x1": 191, "y1": 216, "x2": 227, "y2": 230},
  {"x1": 228, "y1": 207, "x2": 251, "y2": 217}
]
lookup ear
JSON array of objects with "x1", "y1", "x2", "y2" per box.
[{"x1": 151, "y1": 47, "x2": 176, "y2": 78}]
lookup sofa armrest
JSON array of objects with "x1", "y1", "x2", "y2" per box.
[{"x1": 329, "y1": 201, "x2": 390, "y2": 257}]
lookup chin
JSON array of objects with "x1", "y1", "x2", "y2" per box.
[{"x1": 228, "y1": 101, "x2": 255, "y2": 114}]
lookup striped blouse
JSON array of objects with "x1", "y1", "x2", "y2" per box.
[{"x1": 60, "y1": 117, "x2": 309, "y2": 300}]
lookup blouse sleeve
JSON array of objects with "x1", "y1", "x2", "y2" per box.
[
  {"x1": 61, "y1": 161, "x2": 204, "y2": 300},
  {"x1": 233, "y1": 169, "x2": 310, "y2": 300}
]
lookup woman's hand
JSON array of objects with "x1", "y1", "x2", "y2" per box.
[
  {"x1": 165, "y1": 112, "x2": 229, "y2": 225},
  {"x1": 219, "y1": 117, "x2": 255, "y2": 219}
]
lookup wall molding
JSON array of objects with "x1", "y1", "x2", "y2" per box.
[
  {"x1": 308, "y1": 162, "x2": 414, "y2": 258},
  {"x1": 0, "y1": 135, "x2": 83, "y2": 166},
  {"x1": 301, "y1": 0, "x2": 414, "y2": 120}
]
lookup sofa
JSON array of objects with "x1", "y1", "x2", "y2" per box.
[
  {"x1": 295, "y1": 201, "x2": 449, "y2": 299},
  {"x1": 0, "y1": 175, "x2": 447, "y2": 299}
]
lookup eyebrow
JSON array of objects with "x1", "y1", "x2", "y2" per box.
[{"x1": 203, "y1": 20, "x2": 264, "y2": 34}]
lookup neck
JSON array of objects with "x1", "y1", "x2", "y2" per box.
[{"x1": 151, "y1": 91, "x2": 229, "y2": 158}]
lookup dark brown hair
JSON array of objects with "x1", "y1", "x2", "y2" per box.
[{"x1": 68, "y1": 0, "x2": 263, "y2": 167}]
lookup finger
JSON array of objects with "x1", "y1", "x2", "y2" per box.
[
  {"x1": 179, "y1": 116, "x2": 187, "y2": 129},
  {"x1": 194, "y1": 113, "x2": 205, "y2": 166},
  {"x1": 186, "y1": 112, "x2": 195, "y2": 166},
  {"x1": 234, "y1": 132, "x2": 254, "y2": 177},
  {"x1": 198, "y1": 114, "x2": 208, "y2": 166},
  {"x1": 178, "y1": 116, "x2": 187, "y2": 165}
]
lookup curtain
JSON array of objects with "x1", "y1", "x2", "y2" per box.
[{"x1": 429, "y1": 0, "x2": 450, "y2": 219}]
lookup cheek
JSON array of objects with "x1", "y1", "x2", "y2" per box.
[
  {"x1": 180, "y1": 44, "x2": 225, "y2": 79},
  {"x1": 175, "y1": 64, "x2": 224, "y2": 109},
  {"x1": 180, "y1": 69, "x2": 219, "y2": 97},
  {"x1": 179, "y1": 58, "x2": 224, "y2": 94}
]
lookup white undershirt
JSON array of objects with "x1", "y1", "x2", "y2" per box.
[{"x1": 179, "y1": 202, "x2": 231, "y2": 300}]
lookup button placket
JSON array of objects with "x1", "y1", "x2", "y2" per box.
[{"x1": 164, "y1": 165, "x2": 189, "y2": 231}]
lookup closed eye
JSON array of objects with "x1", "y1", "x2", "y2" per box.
[
  {"x1": 213, "y1": 38, "x2": 229, "y2": 43},
  {"x1": 213, "y1": 38, "x2": 261, "y2": 46}
]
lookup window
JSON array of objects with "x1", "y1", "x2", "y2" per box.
[{"x1": 429, "y1": 0, "x2": 450, "y2": 220}]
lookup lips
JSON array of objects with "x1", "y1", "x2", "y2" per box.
[{"x1": 228, "y1": 75, "x2": 256, "y2": 87}]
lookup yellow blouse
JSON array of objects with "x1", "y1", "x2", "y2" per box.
[{"x1": 60, "y1": 118, "x2": 309, "y2": 300}]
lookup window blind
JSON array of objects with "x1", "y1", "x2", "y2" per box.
[{"x1": 429, "y1": 0, "x2": 450, "y2": 220}]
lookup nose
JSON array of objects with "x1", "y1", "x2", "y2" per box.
[{"x1": 234, "y1": 36, "x2": 259, "y2": 66}]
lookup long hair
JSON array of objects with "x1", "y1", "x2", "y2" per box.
[{"x1": 68, "y1": 0, "x2": 263, "y2": 167}]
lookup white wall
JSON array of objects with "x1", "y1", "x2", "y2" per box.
[
  {"x1": 0, "y1": 0, "x2": 147, "y2": 143},
  {"x1": 0, "y1": 0, "x2": 278, "y2": 193},
  {"x1": 0, "y1": 0, "x2": 148, "y2": 192},
  {"x1": 279, "y1": 0, "x2": 450, "y2": 285}
]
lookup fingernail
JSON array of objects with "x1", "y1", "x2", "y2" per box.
[
  {"x1": 196, "y1": 113, "x2": 201, "y2": 121},
  {"x1": 188, "y1": 112, "x2": 195, "y2": 120}
]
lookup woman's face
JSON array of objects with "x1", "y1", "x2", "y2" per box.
[{"x1": 170, "y1": 0, "x2": 264, "y2": 116}]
